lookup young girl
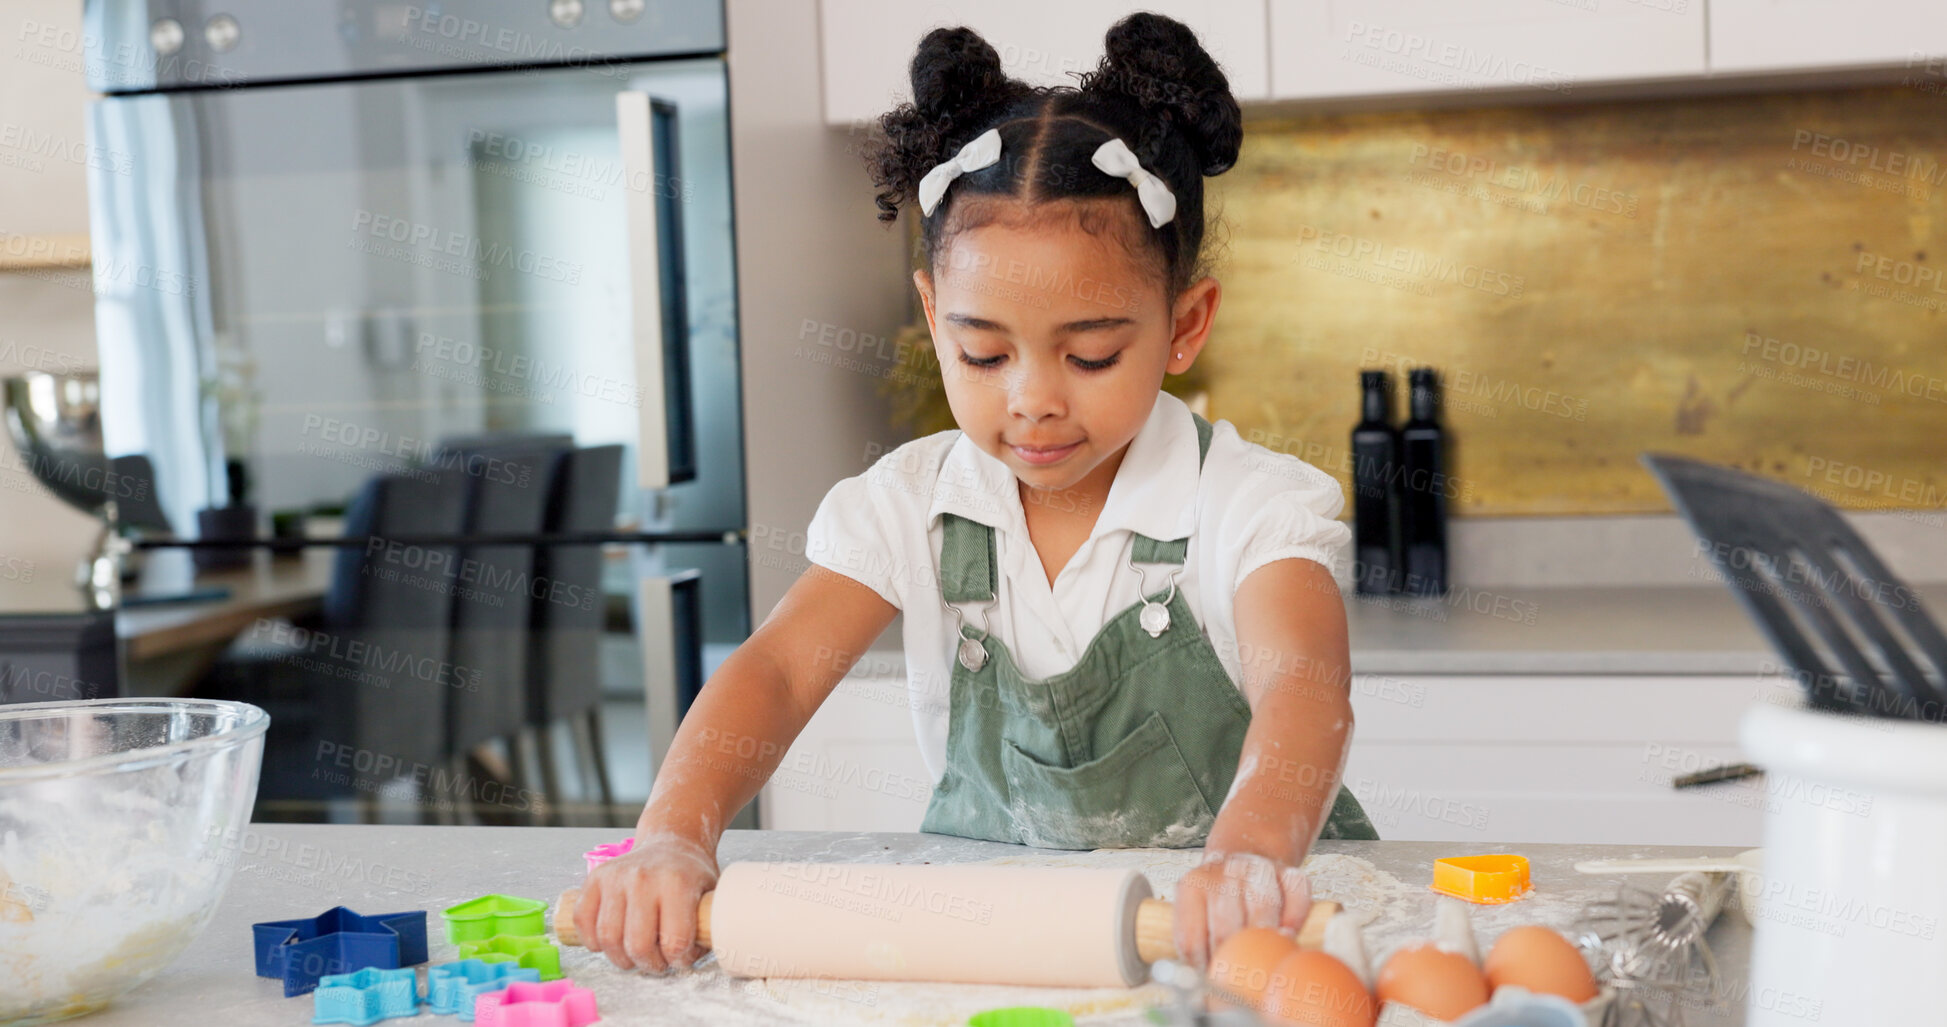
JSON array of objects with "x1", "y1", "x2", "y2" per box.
[{"x1": 576, "y1": 12, "x2": 1374, "y2": 979}]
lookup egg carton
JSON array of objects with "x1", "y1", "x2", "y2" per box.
[
  {"x1": 1143, "y1": 959, "x2": 1281, "y2": 1027},
  {"x1": 1144, "y1": 968, "x2": 1610, "y2": 1027},
  {"x1": 1376, "y1": 985, "x2": 1614, "y2": 1027}
]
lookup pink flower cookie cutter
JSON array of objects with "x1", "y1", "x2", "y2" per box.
[
  {"x1": 582, "y1": 837, "x2": 634, "y2": 874},
  {"x1": 474, "y1": 979, "x2": 599, "y2": 1027}
]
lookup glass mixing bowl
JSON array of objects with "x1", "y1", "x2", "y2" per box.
[{"x1": 0, "y1": 699, "x2": 268, "y2": 1025}]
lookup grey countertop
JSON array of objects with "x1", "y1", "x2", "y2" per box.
[
  {"x1": 1347, "y1": 583, "x2": 1947, "y2": 676},
  {"x1": 78, "y1": 825, "x2": 1752, "y2": 1026}
]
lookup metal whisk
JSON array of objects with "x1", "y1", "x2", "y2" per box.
[
  {"x1": 1576, "y1": 872, "x2": 1731, "y2": 1027},
  {"x1": 1145, "y1": 959, "x2": 1271, "y2": 1027}
]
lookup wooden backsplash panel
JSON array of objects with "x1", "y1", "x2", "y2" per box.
[{"x1": 1208, "y1": 85, "x2": 1947, "y2": 516}]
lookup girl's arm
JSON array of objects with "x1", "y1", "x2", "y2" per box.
[
  {"x1": 578, "y1": 564, "x2": 898, "y2": 971},
  {"x1": 1174, "y1": 556, "x2": 1354, "y2": 970},
  {"x1": 637, "y1": 563, "x2": 900, "y2": 847}
]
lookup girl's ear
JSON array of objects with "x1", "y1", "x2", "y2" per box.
[
  {"x1": 913, "y1": 268, "x2": 937, "y2": 334},
  {"x1": 1167, "y1": 276, "x2": 1221, "y2": 375}
]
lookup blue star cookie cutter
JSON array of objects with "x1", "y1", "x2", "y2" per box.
[
  {"x1": 428, "y1": 959, "x2": 542, "y2": 1020},
  {"x1": 312, "y1": 966, "x2": 420, "y2": 1025},
  {"x1": 252, "y1": 906, "x2": 430, "y2": 997}
]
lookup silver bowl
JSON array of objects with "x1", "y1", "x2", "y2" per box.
[
  {"x1": 4, "y1": 372, "x2": 174, "y2": 598},
  {"x1": 2, "y1": 372, "x2": 109, "y2": 518}
]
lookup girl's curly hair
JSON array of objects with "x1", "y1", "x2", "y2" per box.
[{"x1": 862, "y1": 12, "x2": 1242, "y2": 298}]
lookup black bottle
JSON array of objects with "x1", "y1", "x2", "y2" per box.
[
  {"x1": 1351, "y1": 370, "x2": 1400, "y2": 595},
  {"x1": 1398, "y1": 368, "x2": 1448, "y2": 597}
]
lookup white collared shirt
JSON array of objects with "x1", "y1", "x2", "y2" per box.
[{"x1": 804, "y1": 391, "x2": 1352, "y2": 784}]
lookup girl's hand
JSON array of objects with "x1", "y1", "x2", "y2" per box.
[
  {"x1": 1172, "y1": 849, "x2": 1313, "y2": 972},
  {"x1": 573, "y1": 832, "x2": 720, "y2": 973}
]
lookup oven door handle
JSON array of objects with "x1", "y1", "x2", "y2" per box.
[{"x1": 618, "y1": 90, "x2": 671, "y2": 491}]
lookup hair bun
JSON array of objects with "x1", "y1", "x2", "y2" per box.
[
  {"x1": 1085, "y1": 12, "x2": 1242, "y2": 177},
  {"x1": 909, "y1": 27, "x2": 1014, "y2": 126},
  {"x1": 866, "y1": 27, "x2": 1029, "y2": 222}
]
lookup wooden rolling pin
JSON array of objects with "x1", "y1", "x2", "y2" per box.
[{"x1": 552, "y1": 862, "x2": 1337, "y2": 988}]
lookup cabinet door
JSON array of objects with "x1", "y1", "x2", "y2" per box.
[
  {"x1": 1342, "y1": 673, "x2": 1786, "y2": 846},
  {"x1": 1710, "y1": 0, "x2": 1947, "y2": 74},
  {"x1": 2, "y1": 3, "x2": 95, "y2": 250},
  {"x1": 760, "y1": 655, "x2": 937, "y2": 832},
  {"x1": 819, "y1": 0, "x2": 1269, "y2": 125},
  {"x1": 1269, "y1": 0, "x2": 1705, "y2": 101}
]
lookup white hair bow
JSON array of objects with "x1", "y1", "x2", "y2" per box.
[
  {"x1": 917, "y1": 128, "x2": 1003, "y2": 217},
  {"x1": 1091, "y1": 137, "x2": 1176, "y2": 228}
]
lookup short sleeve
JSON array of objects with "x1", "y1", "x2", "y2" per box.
[
  {"x1": 1227, "y1": 452, "x2": 1353, "y2": 592},
  {"x1": 803, "y1": 471, "x2": 905, "y2": 610}
]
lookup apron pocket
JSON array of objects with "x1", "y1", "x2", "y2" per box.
[{"x1": 999, "y1": 710, "x2": 1216, "y2": 850}]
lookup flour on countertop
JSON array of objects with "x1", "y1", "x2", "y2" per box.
[
  {"x1": 555, "y1": 943, "x2": 1169, "y2": 1027},
  {"x1": 555, "y1": 847, "x2": 1596, "y2": 1026}
]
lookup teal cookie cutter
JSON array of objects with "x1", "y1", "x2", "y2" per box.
[
  {"x1": 456, "y1": 933, "x2": 563, "y2": 981},
  {"x1": 311, "y1": 966, "x2": 419, "y2": 1026},
  {"x1": 443, "y1": 894, "x2": 548, "y2": 945},
  {"x1": 428, "y1": 959, "x2": 542, "y2": 1020}
]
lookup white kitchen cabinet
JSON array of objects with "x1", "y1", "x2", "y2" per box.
[
  {"x1": 764, "y1": 662, "x2": 1791, "y2": 848},
  {"x1": 1268, "y1": 0, "x2": 1705, "y2": 101},
  {"x1": 1709, "y1": 0, "x2": 1947, "y2": 75},
  {"x1": 761, "y1": 655, "x2": 933, "y2": 832},
  {"x1": 1343, "y1": 673, "x2": 1784, "y2": 846},
  {"x1": 0, "y1": 6, "x2": 96, "y2": 263},
  {"x1": 817, "y1": 0, "x2": 1269, "y2": 126}
]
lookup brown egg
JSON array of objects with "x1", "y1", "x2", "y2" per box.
[
  {"x1": 1263, "y1": 950, "x2": 1377, "y2": 1027},
  {"x1": 1208, "y1": 927, "x2": 1298, "y2": 1009},
  {"x1": 1375, "y1": 943, "x2": 1491, "y2": 1021},
  {"x1": 1484, "y1": 926, "x2": 1599, "y2": 1003}
]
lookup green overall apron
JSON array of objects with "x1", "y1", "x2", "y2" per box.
[{"x1": 918, "y1": 411, "x2": 1378, "y2": 850}]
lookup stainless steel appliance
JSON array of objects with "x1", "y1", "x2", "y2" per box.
[{"x1": 82, "y1": 0, "x2": 746, "y2": 818}]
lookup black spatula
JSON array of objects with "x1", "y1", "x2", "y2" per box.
[{"x1": 1642, "y1": 453, "x2": 1947, "y2": 723}]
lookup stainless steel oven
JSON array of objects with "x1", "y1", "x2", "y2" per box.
[{"x1": 82, "y1": 0, "x2": 746, "y2": 821}]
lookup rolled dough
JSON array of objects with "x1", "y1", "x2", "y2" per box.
[{"x1": 709, "y1": 863, "x2": 1151, "y2": 988}]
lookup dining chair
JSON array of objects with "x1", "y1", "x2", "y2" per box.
[
  {"x1": 226, "y1": 469, "x2": 467, "y2": 821},
  {"x1": 526, "y1": 444, "x2": 625, "y2": 826},
  {"x1": 438, "y1": 439, "x2": 562, "y2": 824}
]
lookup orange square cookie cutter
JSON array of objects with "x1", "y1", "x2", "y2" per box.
[{"x1": 1431, "y1": 853, "x2": 1532, "y2": 904}]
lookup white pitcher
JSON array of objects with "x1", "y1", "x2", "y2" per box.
[{"x1": 1738, "y1": 699, "x2": 1947, "y2": 1024}]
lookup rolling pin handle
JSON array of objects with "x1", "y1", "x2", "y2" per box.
[
  {"x1": 554, "y1": 887, "x2": 583, "y2": 947},
  {"x1": 1134, "y1": 898, "x2": 1340, "y2": 966},
  {"x1": 1135, "y1": 899, "x2": 1176, "y2": 964},
  {"x1": 1296, "y1": 900, "x2": 1340, "y2": 949},
  {"x1": 553, "y1": 885, "x2": 714, "y2": 950}
]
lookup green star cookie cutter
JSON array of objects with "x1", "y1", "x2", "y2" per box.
[
  {"x1": 442, "y1": 894, "x2": 548, "y2": 945},
  {"x1": 456, "y1": 933, "x2": 562, "y2": 981}
]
